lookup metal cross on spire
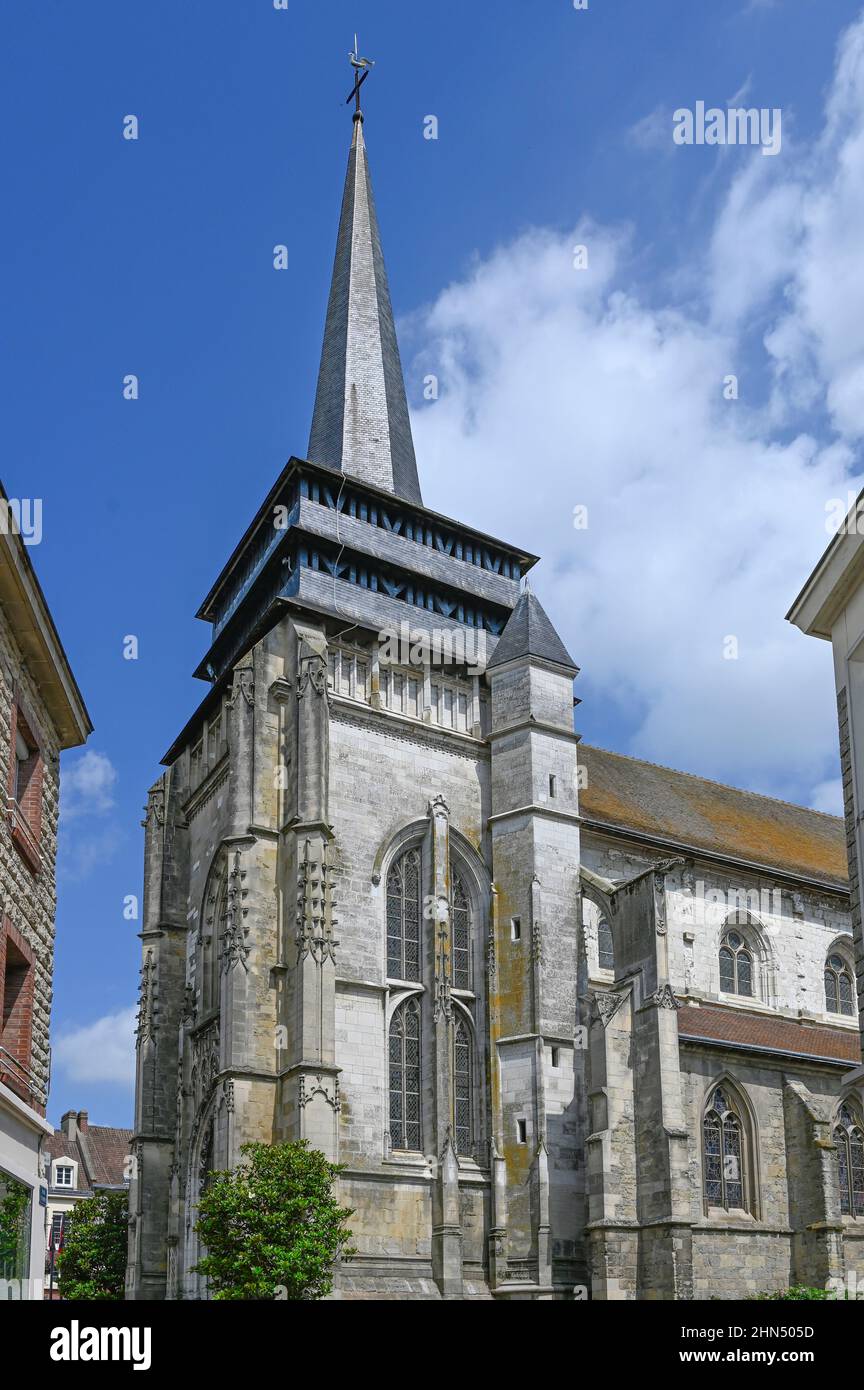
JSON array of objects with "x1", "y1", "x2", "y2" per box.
[{"x1": 346, "y1": 33, "x2": 375, "y2": 121}]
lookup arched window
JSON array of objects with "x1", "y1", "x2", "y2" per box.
[
  {"x1": 386, "y1": 848, "x2": 421, "y2": 982},
  {"x1": 703, "y1": 1085, "x2": 747, "y2": 1211},
  {"x1": 834, "y1": 1102, "x2": 864, "y2": 1217},
  {"x1": 825, "y1": 953, "x2": 855, "y2": 1017},
  {"x1": 719, "y1": 931, "x2": 753, "y2": 997},
  {"x1": 453, "y1": 1017, "x2": 473, "y2": 1156},
  {"x1": 451, "y1": 870, "x2": 471, "y2": 990},
  {"x1": 202, "y1": 859, "x2": 228, "y2": 1013},
  {"x1": 389, "y1": 997, "x2": 421, "y2": 1151},
  {"x1": 598, "y1": 916, "x2": 614, "y2": 972}
]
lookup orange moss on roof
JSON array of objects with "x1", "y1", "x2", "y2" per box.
[{"x1": 578, "y1": 744, "x2": 848, "y2": 888}]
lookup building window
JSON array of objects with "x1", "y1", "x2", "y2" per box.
[
  {"x1": 54, "y1": 1165, "x2": 74, "y2": 1188},
  {"x1": 207, "y1": 707, "x2": 223, "y2": 762},
  {"x1": 511, "y1": 917, "x2": 521, "y2": 942},
  {"x1": 453, "y1": 1017, "x2": 473, "y2": 1156},
  {"x1": 835, "y1": 1103, "x2": 864, "y2": 1217},
  {"x1": 825, "y1": 953, "x2": 855, "y2": 1017},
  {"x1": 386, "y1": 848, "x2": 421, "y2": 982},
  {"x1": 703, "y1": 1085, "x2": 748, "y2": 1211},
  {"x1": 598, "y1": 916, "x2": 615, "y2": 973},
  {"x1": 388, "y1": 997, "x2": 421, "y2": 1152},
  {"x1": 14, "y1": 729, "x2": 35, "y2": 804},
  {"x1": 451, "y1": 870, "x2": 471, "y2": 991},
  {"x1": 189, "y1": 737, "x2": 204, "y2": 787},
  {"x1": 49, "y1": 1212, "x2": 66, "y2": 1249},
  {"x1": 0, "y1": 924, "x2": 35, "y2": 1101},
  {"x1": 8, "y1": 704, "x2": 43, "y2": 871},
  {"x1": 548, "y1": 774, "x2": 557, "y2": 799},
  {"x1": 516, "y1": 1119, "x2": 527, "y2": 1144},
  {"x1": 201, "y1": 858, "x2": 228, "y2": 1013},
  {"x1": 719, "y1": 931, "x2": 753, "y2": 997},
  {"x1": 0, "y1": 1169, "x2": 31, "y2": 1283}
]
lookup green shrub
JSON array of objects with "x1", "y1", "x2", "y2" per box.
[{"x1": 193, "y1": 1140, "x2": 354, "y2": 1301}]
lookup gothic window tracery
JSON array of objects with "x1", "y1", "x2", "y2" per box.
[
  {"x1": 834, "y1": 1102, "x2": 864, "y2": 1217},
  {"x1": 384, "y1": 843, "x2": 480, "y2": 1159},
  {"x1": 451, "y1": 870, "x2": 471, "y2": 991},
  {"x1": 825, "y1": 952, "x2": 855, "y2": 1017},
  {"x1": 703, "y1": 1084, "x2": 749, "y2": 1212},
  {"x1": 386, "y1": 848, "x2": 421, "y2": 982},
  {"x1": 598, "y1": 916, "x2": 614, "y2": 973},
  {"x1": 719, "y1": 931, "x2": 753, "y2": 997},
  {"x1": 202, "y1": 858, "x2": 228, "y2": 1013},
  {"x1": 453, "y1": 1016, "x2": 473, "y2": 1155},
  {"x1": 388, "y1": 996, "x2": 421, "y2": 1152}
]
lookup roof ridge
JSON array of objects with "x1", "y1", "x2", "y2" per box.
[{"x1": 580, "y1": 743, "x2": 843, "y2": 824}]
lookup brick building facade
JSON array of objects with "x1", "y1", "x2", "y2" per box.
[{"x1": 0, "y1": 490, "x2": 91, "y2": 1298}]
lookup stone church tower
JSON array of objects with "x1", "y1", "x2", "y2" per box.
[
  {"x1": 128, "y1": 89, "x2": 864, "y2": 1302},
  {"x1": 127, "y1": 96, "x2": 581, "y2": 1301}
]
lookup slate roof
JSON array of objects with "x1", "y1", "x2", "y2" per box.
[
  {"x1": 308, "y1": 117, "x2": 423, "y2": 506},
  {"x1": 579, "y1": 744, "x2": 848, "y2": 889},
  {"x1": 45, "y1": 1122, "x2": 132, "y2": 1192},
  {"x1": 678, "y1": 1004, "x2": 859, "y2": 1065},
  {"x1": 487, "y1": 588, "x2": 577, "y2": 671}
]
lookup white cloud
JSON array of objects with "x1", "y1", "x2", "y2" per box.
[
  {"x1": 810, "y1": 779, "x2": 844, "y2": 816},
  {"x1": 62, "y1": 749, "x2": 118, "y2": 819},
  {"x1": 407, "y1": 12, "x2": 864, "y2": 808},
  {"x1": 629, "y1": 105, "x2": 673, "y2": 153},
  {"x1": 54, "y1": 1007, "x2": 136, "y2": 1086}
]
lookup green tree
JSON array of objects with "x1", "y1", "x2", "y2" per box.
[
  {"x1": 57, "y1": 1190, "x2": 128, "y2": 1300},
  {"x1": 0, "y1": 1176, "x2": 31, "y2": 1280},
  {"x1": 193, "y1": 1141, "x2": 354, "y2": 1300}
]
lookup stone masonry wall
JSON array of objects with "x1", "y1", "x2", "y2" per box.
[{"x1": 0, "y1": 602, "x2": 63, "y2": 1112}]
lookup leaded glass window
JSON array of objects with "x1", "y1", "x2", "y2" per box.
[
  {"x1": 598, "y1": 916, "x2": 614, "y2": 972},
  {"x1": 835, "y1": 1103, "x2": 864, "y2": 1217},
  {"x1": 703, "y1": 1086, "x2": 746, "y2": 1211},
  {"x1": 451, "y1": 871, "x2": 471, "y2": 991},
  {"x1": 825, "y1": 953, "x2": 855, "y2": 1017},
  {"x1": 202, "y1": 859, "x2": 228, "y2": 1013},
  {"x1": 719, "y1": 932, "x2": 753, "y2": 997},
  {"x1": 454, "y1": 1017, "x2": 473, "y2": 1156},
  {"x1": 389, "y1": 997, "x2": 421, "y2": 1151},
  {"x1": 386, "y1": 848, "x2": 421, "y2": 982}
]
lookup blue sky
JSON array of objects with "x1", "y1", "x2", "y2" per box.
[{"x1": 4, "y1": 0, "x2": 864, "y2": 1127}]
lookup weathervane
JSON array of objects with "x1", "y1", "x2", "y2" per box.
[{"x1": 346, "y1": 34, "x2": 375, "y2": 121}]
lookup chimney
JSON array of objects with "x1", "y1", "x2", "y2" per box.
[
  {"x1": 77, "y1": 1110, "x2": 89, "y2": 1134},
  {"x1": 60, "y1": 1110, "x2": 77, "y2": 1141}
]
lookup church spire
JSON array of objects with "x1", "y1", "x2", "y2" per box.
[{"x1": 307, "y1": 49, "x2": 423, "y2": 505}]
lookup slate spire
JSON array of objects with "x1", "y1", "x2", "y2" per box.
[
  {"x1": 307, "y1": 113, "x2": 423, "y2": 505},
  {"x1": 487, "y1": 587, "x2": 578, "y2": 672}
]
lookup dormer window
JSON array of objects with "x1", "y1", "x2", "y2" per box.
[{"x1": 54, "y1": 1164, "x2": 74, "y2": 1188}]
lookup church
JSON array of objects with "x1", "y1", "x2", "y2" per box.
[{"x1": 127, "y1": 78, "x2": 864, "y2": 1301}]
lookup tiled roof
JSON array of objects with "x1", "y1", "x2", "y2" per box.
[
  {"x1": 579, "y1": 744, "x2": 848, "y2": 888},
  {"x1": 83, "y1": 1127, "x2": 134, "y2": 1187},
  {"x1": 46, "y1": 1124, "x2": 132, "y2": 1191},
  {"x1": 678, "y1": 1004, "x2": 860, "y2": 1064}
]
